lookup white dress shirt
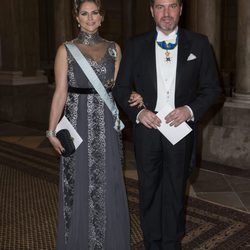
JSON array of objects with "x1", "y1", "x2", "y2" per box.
[{"x1": 155, "y1": 27, "x2": 178, "y2": 112}]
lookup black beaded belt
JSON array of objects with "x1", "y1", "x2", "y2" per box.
[{"x1": 68, "y1": 86, "x2": 111, "y2": 94}]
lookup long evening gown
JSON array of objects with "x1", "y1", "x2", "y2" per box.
[{"x1": 56, "y1": 31, "x2": 130, "y2": 250}]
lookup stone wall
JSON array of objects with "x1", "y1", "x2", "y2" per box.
[{"x1": 202, "y1": 100, "x2": 250, "y2": 170}]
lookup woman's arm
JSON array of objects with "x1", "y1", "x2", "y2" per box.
[
  {"x1": 114, "y1": 43, "x2": 122, "y2": 81},
  {"x1": 47, "y1": 44, "x2": 68, "y2": 155}
]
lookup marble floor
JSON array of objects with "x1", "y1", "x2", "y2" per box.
[{"x1": 0, "y1": 119, "x2": 250, "y2": 213}]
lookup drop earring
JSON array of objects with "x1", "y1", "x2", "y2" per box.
[{"x1": 78, "y1": 23, "x2": 80, "y2": 28}]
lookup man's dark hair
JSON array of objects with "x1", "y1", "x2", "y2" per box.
[{"x1": 150, "y1": 0, "x2": 183, "y2": 6}]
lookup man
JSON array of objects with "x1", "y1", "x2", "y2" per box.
[{"x1": 113, "y1": 0, "x2": 221, "y2": 249}]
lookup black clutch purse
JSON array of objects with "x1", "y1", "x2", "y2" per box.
[{"x1": 56, "y1": 129, "x2": 75, "y2": 157}]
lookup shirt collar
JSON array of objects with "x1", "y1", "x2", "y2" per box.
[{"x1": 156, "y1": 27, "x2": 178, "y2": 42}]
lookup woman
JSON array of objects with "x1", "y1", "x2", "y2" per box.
[{"x1": 46, "y1": 0, "x2": 142, "y2": 249}]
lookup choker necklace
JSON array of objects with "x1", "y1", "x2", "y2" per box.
[
  {"x1": 77, "y1": 31, "x2": 102, "y2": 45},
  {"x1": 156, "y1": 33, "x2": 179, "y2": 62}
]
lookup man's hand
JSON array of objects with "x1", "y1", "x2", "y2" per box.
[
  {"x1": 138, "y1": 109, "x2": 161, "y2": 129},
  {"x1": 165, "y1": 106, "x2": 192, "y2": 127}
]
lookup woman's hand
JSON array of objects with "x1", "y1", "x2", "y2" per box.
[
  {"x1": 128, "y1": 91, "x2": 145, "y2": 108},
  {"x1": 48, "y1": 136, "x2": 65, "y2": 155}
]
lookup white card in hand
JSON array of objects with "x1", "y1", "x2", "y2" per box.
[
  {"x1": 55, "y1": 116, "x2": 83, "y2": 149},
  {"x1": 156, "y1": 104, "x2": 192, "y2": 145}
]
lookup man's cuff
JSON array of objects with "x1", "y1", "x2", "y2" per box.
[
  {"x1": 136, "y1": 109, "x2": 145, "y2": 123},
  {"x1": 185, "y1": 105, "x2": 194, "y2": 121}
]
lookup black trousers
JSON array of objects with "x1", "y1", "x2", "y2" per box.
[{"x1": 134, "y1": 124, "x2": 194, "y2": 250}]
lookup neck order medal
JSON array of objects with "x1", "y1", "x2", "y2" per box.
[{"x1": 156, "y1": 33, "x2": 179, "y2": 62}]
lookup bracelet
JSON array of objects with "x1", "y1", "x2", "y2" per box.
[{"x1": 46, "y1": 130, "x2": 56, "y2": 138}]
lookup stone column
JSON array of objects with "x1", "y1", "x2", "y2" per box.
[
  {"x1": 121, "y1": 0, "x2": 133, "y2": 46},
  {"x1": 234, "y1": 0, "x2": 250, "y2": 102},
  {"x1": 0, "y1": 0, "x2": 42, "y2": 75},
  {"x1": 54, "y1": 0, "x2": 73, "y2": 48},
  {"x1": 185, "y1": 0, "x2": 222, "y2": 66},
  {"x1": 0, "y1": 36, "x2": 2, "y2": 69},
  {"x1": 0, "y1": 0, "x2": 48, "y2": 123},
  {"x1": 197, "y1": 0, "x2": 250, "y2": 170},
  {"x1": 134, "y1": 0, "x2": 154, "y2": 35}
]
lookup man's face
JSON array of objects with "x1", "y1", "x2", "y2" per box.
[{"x1": 150, "y1": 0, "x2": 182, "y2": 35}]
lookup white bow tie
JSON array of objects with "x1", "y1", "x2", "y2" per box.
[{"x1": 157, "y1": 34, "x2": 177, "y2": 43}]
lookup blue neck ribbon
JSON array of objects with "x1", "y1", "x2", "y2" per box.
[{"x1": 156, "y1": 32, "x2": 179, "y2": 50}]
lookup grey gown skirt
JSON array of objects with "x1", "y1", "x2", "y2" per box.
[{"x1": 55, "y1": 92, "x2": 131, "y2": 250}]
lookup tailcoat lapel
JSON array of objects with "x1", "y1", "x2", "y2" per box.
[
  {"x1": 143, "y1": 31, "x2": 158, "y2": 91},
  {"x1": 175, "y1": 29, "x2": 191, "y2": 97}
]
